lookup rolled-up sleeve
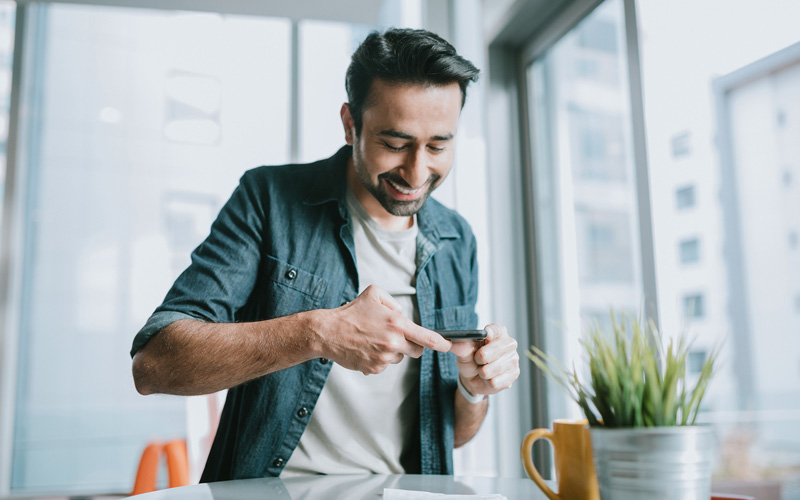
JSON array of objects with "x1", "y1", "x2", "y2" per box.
[{"x1": 130, "y1": 169, "x2": 266, "y2": 357}]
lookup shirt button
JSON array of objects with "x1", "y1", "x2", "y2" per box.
[
  {"x1": 273, "y1": 458, "x2": 285, "y2": 468},
  {"x1": 297, "y1": 407, "x2": 309, "y2": 418},
  {"x1": 285, "y1": 269, "x2": 297, "y2": 280},
  {"x1": 319, "y1": 357, "x2": 329, "y2": 364}
]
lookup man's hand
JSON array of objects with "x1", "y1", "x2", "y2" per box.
[
  {"x1": 319, "y1": 285, "x2": 452, "y2": 375},
  {"x1": 449, "y1": 323, "x2": 520, "y2": 397}
]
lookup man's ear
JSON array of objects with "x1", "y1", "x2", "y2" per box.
[{"x1": 340, "y1": 103, "x2": 356, "y2": 145}]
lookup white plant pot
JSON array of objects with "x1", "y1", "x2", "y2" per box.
[{"x1": 590, "y1": 425, "x2": 715, "y2": 500}]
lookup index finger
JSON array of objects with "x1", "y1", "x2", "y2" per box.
[
  {"x1": 403, "y1": 323, "x2": 452, "y2": 353},
  {"x1": 362, "y1": 284, "x2": 404, "y2": 314}
]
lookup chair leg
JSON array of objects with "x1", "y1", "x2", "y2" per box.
[
  {"x1": 165, "y1": 439, "x2": 190, "y2": 488},
  {"x1": 131, "y1": 442, "x2": 163, "y2": 496}
]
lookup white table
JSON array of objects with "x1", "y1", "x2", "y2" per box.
[{"x1": 129, "y1": 474, "x2": 550, "y2": 499}]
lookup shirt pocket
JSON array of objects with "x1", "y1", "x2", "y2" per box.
[
  {"x1": 433, "y1": 304, "x2": 479, "y2": 331},
  {"x1": 263, "y1": 254, "x2": 327, "y2": 317}
]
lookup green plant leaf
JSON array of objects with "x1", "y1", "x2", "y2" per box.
[{"x1": 525, "y1": 308, "x2": 719, "y2": 428}]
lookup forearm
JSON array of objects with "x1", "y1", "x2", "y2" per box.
[
  {"x1": 132, "y1": 311, "x2": 325, "y2": 396},
  {"x1": 453, "y1": 388, "x2": 488, "y2": 448}
]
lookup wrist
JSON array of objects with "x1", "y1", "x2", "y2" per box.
[
  {"x1": 457, "y1": 375, "x2": 486, "y2": 404},
  {"x1": 299, "y1": 309, "x2": 328, "y2": 360}
]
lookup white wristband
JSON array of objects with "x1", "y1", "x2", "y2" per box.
[{"x1": 457, "y1": 376, "x2": 486, "y2": 404}]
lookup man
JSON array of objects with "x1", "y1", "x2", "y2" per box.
[{"x1": 131, "y1": 28, "x2": 519, "y2": 481}]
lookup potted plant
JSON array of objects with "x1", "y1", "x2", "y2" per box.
[{"x1": 527, "y1": 311, "x2": 719, "y2": 500}]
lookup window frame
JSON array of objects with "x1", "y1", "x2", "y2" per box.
[
  {"x1": 485, "y1": 0, "x2": 658, "y2": 474},
  {"x1": 1, "y1": 5, "x2": 32, "y2": 493}
]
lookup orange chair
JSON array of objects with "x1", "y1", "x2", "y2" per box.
[
  {"x1": 711, "y1": 495, "x2": 756, "y2": 500},
  {"x1": 131, "y1": 439, "x2": 190, "y2": 496},
  {"x1": 164, "y1": 439, "x2": 189, "y2": 488}
]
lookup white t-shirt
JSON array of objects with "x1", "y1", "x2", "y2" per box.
[{"x1": 282, "y1": 188, "x2": 420, "y2": 475}]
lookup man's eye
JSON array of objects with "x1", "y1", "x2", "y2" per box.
[
  {"x1": 384, "y1": 142, "x2": 405, "y2": 152},
  {"x1": 428, "y1": 145, "x2": 445, "y2": 153}
]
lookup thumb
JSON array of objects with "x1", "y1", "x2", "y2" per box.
[{"x1": 449, "y1": 341, "x2": 478, "y2": 361}]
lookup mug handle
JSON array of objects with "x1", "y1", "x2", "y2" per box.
[{"x1": 521, "y1": 429, "x2": 561, "y2": 500}]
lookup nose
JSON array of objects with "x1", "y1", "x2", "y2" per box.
[{"x1": 401, "y1": 146, "x2": 430, "y2": 189}]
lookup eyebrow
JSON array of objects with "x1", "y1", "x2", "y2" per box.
[{"x1": 377, "y1": 129, "x2": 454, "y2": 142}]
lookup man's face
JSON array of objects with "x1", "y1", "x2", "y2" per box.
[{"x1": 342, "y1": 79, "x2": 462, "y2": 224}]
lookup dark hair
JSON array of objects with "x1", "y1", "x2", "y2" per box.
[{"x1": 345, "y1": 28, "x2": 480, "y2": 134}]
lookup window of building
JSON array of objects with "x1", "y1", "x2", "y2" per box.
[
  {"x1": 777, "y1": 109, "x2": 787, "y2": 128},
  {"x1": 675, "y1": 185, "x2": 696, "y2": 210},
  {"x1": 679, "y1": 237, "x2": 700, "y2": 264},
  {"x1": 570, "y1": 108, "x2": 627, "y2": 182},
  {"x1": 790, "y1": 230, "x2": 799, "y2": 250},
  {"x1": 671, "y1": 130, "x2": 691, "y2": 158},
  {"x1": 783, "y1": 168, "x2": 793, "y2": 188},
  {"x1": 688, "y1": 350, "x2": 708, "y2": 375},
  {"x1": 682, "y1": 293, "x2": 705, "y2": 319}
]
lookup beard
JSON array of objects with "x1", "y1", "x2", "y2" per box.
[{"x1": 352, "y1": 146, "x2": 441, "y2": 217}]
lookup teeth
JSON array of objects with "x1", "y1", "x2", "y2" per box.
[{"x1": 388, "y1": 179, "x2": 423, "y2": 195}]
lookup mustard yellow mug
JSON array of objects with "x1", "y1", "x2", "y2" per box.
[{"x1": 521, "y1": 419, "x2": 599, "y2": 500}]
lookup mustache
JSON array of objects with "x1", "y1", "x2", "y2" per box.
[{"x1": 378, "y1": 172, "x2": 440, "y2": 189}]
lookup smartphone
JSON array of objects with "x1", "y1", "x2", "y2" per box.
[{"x1": 436, "y1": 329, "x2": 488, "y2": 342}]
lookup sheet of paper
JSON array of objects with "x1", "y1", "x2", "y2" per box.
[{"x1": 382, "y1": 488, "x2": 507, "y2": 500}]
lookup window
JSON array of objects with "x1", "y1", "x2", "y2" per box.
[
  {"x1": 639, "y1": 6, "x2": 800, "y2": 493},
  {"x1": 682, "y1": 293, "x2": 705, "y2": 318},
  {"x1": 577, "y1": 17, "x2": 618, "y2": 54},
  {"x1": 525, "y1": 0, "x2": 641, "y2": 422},
  {"x1": 7, "y1": 4, "x2": 292, "y2": 494},
  {"x1": 298, "y1": 20, "x2": 370, "y2": 163},
  {"x1": 776, "y1": 109, "x2": 787, "y2": 128},
  {"x1": 572, "y1": 15, "x2": 620, "y2": 86},
  {"x1": 511, "y1": 0, "x2": 800, "y2": 492},
  {"x1": 679, "y1": 237, "x2": 700, "y2": 264},
  {"x1": 688, "y1": 350, "x2": 707, "y2": 375},
  {"x1": 671, "y1": 131, "x2": 691, "y2": 158},
  {"x1": 675, "y1": 185, "x2": 696, "y2": 210},
  {"x1": 570, "y1": 108, "x2": 627, "y2": 182}
]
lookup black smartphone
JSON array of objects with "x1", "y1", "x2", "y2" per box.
[{"x1": 436, "y1": 329, "x2": 488, "y2": 342}]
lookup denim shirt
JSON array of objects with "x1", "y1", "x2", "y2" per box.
[{"x1": 130, "y1": 146, "x2": 479, "y2": 481}]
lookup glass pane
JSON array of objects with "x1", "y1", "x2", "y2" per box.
[
  {"x1": 679, "y1": 238, "x2": 700, "y2": 264},
  {"x1": 675, "y1": 184, "x2": 696, "y2": 210},
  {"x1": 527, "y1": 0, "x2": 642, "y2": 421},
  {"x1": 298, "y1": 20, "x2": 369, "y2": 163},
  {"x1": 11, "y1": 4, "x2": 290, "y2": 494},
  {"x1": 638, "y1": 0, "x2": 800, "y2": 493},
  {"x1": 0, "y1": 1, "x2": 14, "y2": 236}
]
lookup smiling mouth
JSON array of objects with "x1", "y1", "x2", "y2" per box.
[{"x1": 386, "y1": 178, "x2": 425, "y2": 195}]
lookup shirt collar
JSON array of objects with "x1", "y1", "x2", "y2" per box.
[{"x1": 303, "y1": 145, "x2": 352, "y2": 207}]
